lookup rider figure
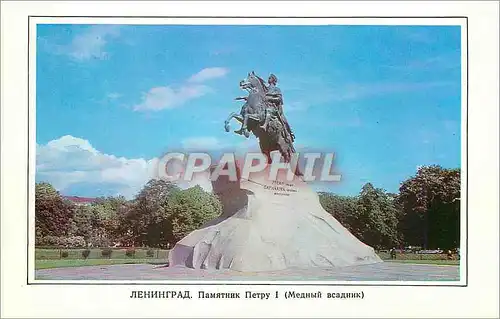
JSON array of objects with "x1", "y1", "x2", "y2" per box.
[{"x1": 261, "y1": 74, "x2": 295, "y2": 142}]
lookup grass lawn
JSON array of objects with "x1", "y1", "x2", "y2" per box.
[
  {"x1": 36, "y1": 258, "x2": 168, "y2": 270},
  {"x1": 386, "y1": 259, "x2": 460, "y2": 266}
]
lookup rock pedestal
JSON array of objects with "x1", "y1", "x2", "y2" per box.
[{"x1": 168, "y1": 164, "x2": 382, "y2": 272}]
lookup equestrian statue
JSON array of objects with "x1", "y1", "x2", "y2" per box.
[{"x1": 224, "y1": 71, "x2": 296, "y2": 164}]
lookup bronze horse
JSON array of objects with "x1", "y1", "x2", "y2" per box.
[{"x1": 224, "y1": 72, "x2": 296, "y2": 164}]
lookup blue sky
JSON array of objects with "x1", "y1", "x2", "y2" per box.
[{"x1": 35, "y1": 24, "x2": 462, "y2": 198}]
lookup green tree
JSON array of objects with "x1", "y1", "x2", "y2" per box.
[
  {"x1": 164, "y1": 185, "x2": 222, "y2": 244},
  {"x1": 125, "y1": 179, "x2": 180, "y2": 247},
  {"x1": 318, "y1": 192, "x2": 360, "y2": 236},
  {"x1": 397, "y1": 165, "x2": 460, "y2": 249},
  {"x1": 71, "y1": 205, "x2": 93, "y2": 243},
  {"x1": 319, "y1": 186, "x2": 400, "y2": 250},
  {"x1": 114, "y1": 201, "x2": 137, "y2": 246},
  {"x1": 35, "y1": 182, "x2": 75, "y2": 239},
  {"x1": 356, "y1": 183, "x2": 401, "y2": 250},
  {"x1": 89, "y1": 196, "x2": 129, "y2": 246},
  {"x1": 93, "y1": 196, "x2": 127, "y2": 214}
]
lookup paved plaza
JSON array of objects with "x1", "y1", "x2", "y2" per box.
[{"x1": 35, "y1": 262, "x2": 460, "y2": 282}]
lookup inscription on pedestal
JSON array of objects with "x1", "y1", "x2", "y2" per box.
[{"x1": 263, "y1": 180, "x2": 298, "y2": 196}]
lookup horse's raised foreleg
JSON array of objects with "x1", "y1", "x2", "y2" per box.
[{"x1": 224, "y1": 112, "x2": 243, "y2": 132}]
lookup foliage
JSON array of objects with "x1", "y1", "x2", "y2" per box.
[
  {"x1": 356, "y1": 183, "x2": 401, "y2": 250},
  {"x1": 37, "y1": 235, "x2": 86, "y2": 247},
  {"x1": 319, "y1": 184, "x2": 401, "y2": 250},
  {"x1": 35, "y1": 183, "x2": 75, "y2": 238},
  {"x1": 88, "y1": 196, "x2": 128, "y2": 247},
  {"x1": 101, "y1": 248, "x2": 113, "y2": 258},
  {"x1": 377, "y1": 251, "x2": 458, "y2": 261},
  {"x1": 61, "y1": 251, "x2": 69, "y2": 258},
  {"x1": 123, "y1": 180, "x2": 181, "y2": 247},
  {"x1": 34, "y1": 164, "x2": 460, "y2": 252},
  {"x1": 88, "y1": 234, "x2": 111, "y2": 248},
  {"x1": 71, "y1": 205, "x2": 93, "y2": 243},
  {"x1": 318, "y1": 193, "x2": 360, "y2": 234},
  {"x1": 125, "y1": 248, "x2": 136, "y2": 257},
  {"x1": 164, "y1": 185, "x2": 222, "y2": 244},
  {"x1": 63, "y1": 236, "x2": 86, "y2": 247},
  {"x1": 397, "y1": 165, "x2": 460, "y2": 249},
  {"x1": 82, "y1": 249, "x2": 91, "y2": 259},
  {"x1": 36, "y1": 248, "x2": 169, "y2": 260},
  {"x1": 36, "y1": 235, "x2": 62, "y2": 247}
]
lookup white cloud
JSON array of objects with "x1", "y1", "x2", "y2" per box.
[
  {"x1": 70, "y1": 25, "x2": 120, "y2": 60},
  {"x1": 36, "y1": 135, "x2": 225, "y2": 198},
  {"x1": 107, "y1": 92, "x2": 122, "y2": 100},
  {"x1": 188, "y1": 67, "x2": 229, "y2": 83},
  {"x1": 46, "y1": 135, "x2": 97, "y2": 154},
  {"x1": 37, "y1": 135, "x2": 158, "y2": 198},
  {"x1": 44, "y1": 25, "x2": 121, "y2": 61},
  {"x1": 133, "y1": 85, "x2": 211, "y2": 111},
  {"x1": 133, "y1": 67, "x2": 228, "y2": 112},
  {"x1": 36, "y1": 134, "x2": 260, "y2": 197}
]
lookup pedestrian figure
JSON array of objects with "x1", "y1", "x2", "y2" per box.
[{"x1": 390, "y1": 248, "x2": 397, "y2": 260}]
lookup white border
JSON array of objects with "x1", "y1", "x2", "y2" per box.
[
  {"x1": 28, "y1": 15, "x2": 38, "y2": 287},
  {"x1": 27, "y1": 15, "x2": 468, "y2": 287},
  {"x1": 30, "y1": 16, "x2": 464, "y2": 25},
  {"x1": 2, "y1": 1, "x2": 499, "y2": 318},
  {"x1": 459, "y1": 16, "x2": 468, "y2": 288}
]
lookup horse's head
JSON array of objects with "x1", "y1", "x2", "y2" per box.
[{"x1": 239, "y1": 71, "x2": 265, "y2": 93}]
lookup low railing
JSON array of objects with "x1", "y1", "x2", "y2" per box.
[
  {"x1": 35, "y1": 247, "x2": 169, "y2": 260},
  {"x1": 377, "y1": 251, "x2": 459, "y2": 260}
]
